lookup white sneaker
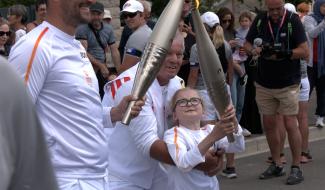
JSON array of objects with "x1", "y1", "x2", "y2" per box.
[
  {"x1": 242, "y1": 128, "x2": 252, "y2": 137},
  {"x1": 316, "y1": 116, "x2": 325, "y2": 128}
]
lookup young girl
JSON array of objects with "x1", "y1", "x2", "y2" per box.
[
  {"x1": 232, "y1": 11, "x2": 252, "y2": 82},
  {"x1": 163, "y1": 88, "x2": 245, "y2": 190},
  {"x1": 230, "y1": 11, "x2": 253, "y2": 134}
]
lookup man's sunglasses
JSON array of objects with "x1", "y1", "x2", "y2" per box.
[
  {"x1": 0, "y1": 31, "x2": 11, "y2": 36},
  {"x1": 121, "y1": 12, "x2": 138, "y2": 20}
]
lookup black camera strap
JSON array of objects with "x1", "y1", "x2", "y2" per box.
[{"x1": 88, "y1": 23, "x2": 107, "y2": 63}]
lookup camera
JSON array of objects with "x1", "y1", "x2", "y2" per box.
[{"x1": 261, "y1": 42, "x2": 292, "y2": 60}]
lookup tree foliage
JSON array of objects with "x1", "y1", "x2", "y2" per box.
[{"x1": 0, "y1": 0, "x2": 36, "y2": 7}]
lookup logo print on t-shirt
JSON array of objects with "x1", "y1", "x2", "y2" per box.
[
  {"x1": 83, "y1": 70, "x2": 92, "y2": 86},
  {"x1": 80, "y1": 52, "x2": 87, "y2": 59}
]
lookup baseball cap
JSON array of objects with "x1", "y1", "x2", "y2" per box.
[
  {"x1": 201, "y1": 12, "x2": 220, "y2": 28},
  {"x1": 122, "y1": 0, "x2": 144, "y2": 13},
  {"x1": 90, "y1": 2, "x2": 104, "y2": 13},
  {"x1": 104, "y1": 9, "x2": 112, "y2": 19},
  {"x1": 284, "y1": 3, "x2": 297, "y2": 14}
]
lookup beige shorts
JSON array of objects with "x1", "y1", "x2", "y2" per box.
[{"x1": 255, "y1": 83, "x2": 300, "y2": 115}]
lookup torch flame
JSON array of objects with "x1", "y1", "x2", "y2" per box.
[{"x1": 194, "y1": 0, "x2": 200, "y2": 9}]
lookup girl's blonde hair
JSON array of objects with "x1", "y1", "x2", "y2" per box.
[{"x1": 211, "y1": 25, "x2": 225, "y2": 49}]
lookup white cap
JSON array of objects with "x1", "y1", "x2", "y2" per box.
[
  {"x1": 201, "y1": 12, "x2": 220, "y2": 28},
  {"x1": 104, "y1": 9, "x2": 112, "y2": 19},
  {"x1": 284, "y1": 3, "x2": 297, "y2": 14},
  {"x1": 122, "y1": 0, "x2": 144, "y2": 13}
]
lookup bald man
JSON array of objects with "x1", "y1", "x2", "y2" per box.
[{"x1": 244, "y1": 0, "x2": 309, "y2": 185}]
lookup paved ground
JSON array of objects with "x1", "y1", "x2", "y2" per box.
[{"x1": 219, "y1": 139, "x2": 325, "y2": 190}]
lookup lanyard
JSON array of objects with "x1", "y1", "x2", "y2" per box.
[{"x1": 268, "y1": 9, "x2": 287, "y2": 43}]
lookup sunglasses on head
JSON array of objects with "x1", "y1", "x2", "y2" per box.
[
  {"x1": 121, "y1": 12, "x2": 138, "y2": 20},
  {"x1": 0, "y1": 31, "x2": 11, "y2": 36},
  {"x1": 184, "y1": 0, "x2": 190, "y2": 3}
]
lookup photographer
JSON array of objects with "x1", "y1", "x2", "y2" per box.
[{"x1": 244, "y1": 0, "x2": 309, "y2": 185}]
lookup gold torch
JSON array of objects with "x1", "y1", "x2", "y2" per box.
[
  {"x1": 191, "y1": 0, "x2": 234, "y2": 142},
  {"x1": 121, "y1": 0, "x2": 184, "y2": 125}
]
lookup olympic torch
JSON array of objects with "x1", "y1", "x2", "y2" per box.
[
  {"x1": 191, "y1": 0, "x2": 234, "y2": 142},
  {"x1": 121, "y1": 0, "x2": 184, "y2": 125}
]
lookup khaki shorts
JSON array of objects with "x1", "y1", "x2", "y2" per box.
[{"x1": 255, "y1": 83, "x2": 300, "y2": 115}]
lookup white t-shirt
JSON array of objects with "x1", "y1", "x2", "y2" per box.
[
  {"x1": 163, "y1": 124, "x2": 245, "y2": 190},
  {"x1": 15, "y1": 28, "x2": 26, "y2": 43},
  {"x1": 124, "y1": 24, "x2": 152, "y2": 57},
  {"x1": 102, "y1": 64, "x2": 183, "y2": 188},
  {"x1": 9, "y1": 21, "x2": 109, "y2": 178}
]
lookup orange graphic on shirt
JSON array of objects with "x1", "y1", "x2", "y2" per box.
[{"x1": 83, "y1": 70, "x2": 92, "y2": 86}]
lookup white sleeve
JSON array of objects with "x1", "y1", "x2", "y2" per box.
[
  {"x1": 102, "y1": 106, "x2": 113, "y2": 128},
  {"x1": 164, "y1": 128, "x2": 205, "y2": 172},
  {"x1": 15, "y1": 29, "x2": 26, "y2": 42},
  {"x1": 189, "y1": 44, "x2": 199, "y2": 66},
  {"x1": 304, "y1": 16, "x2": 325, "y2": 39},
  {"x1": 224, "y1": 41, "x2": 233, "y2": 62},
  {"x1": 102, "y1": 90, "x2": 114, "y2": 128},
  {"x1": 9, "y1": 40, "x2": 51, "y2": 104},
  {"x1": 214, "y1": 124, "x2": 245, "y2": 153},
  {"x1": 106, "y1": 80, "x2": 160, "y2": 156}
]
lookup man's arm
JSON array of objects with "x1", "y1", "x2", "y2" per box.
[
  {"x1": 187, "y1": 68, "x2": 199, "y2": 88},
  {"x1": 110, "y1": 95, "x2": 145, "y2": 123},
  {"x1": 8, "y1": 38, "x2": 50, "y2": 103},
  {"x1": 119, "y1": 54, "x2": 141, "y2": 74},
  {"x1": 109, "y1": 43, "x2": 121, "y2": 73},
  {"x1": 187, "y1": 45, "x2": 199, "y2": 88},
  {"x1": 291, "y1": 41, "x2": 309, "y2": 60},
  {"x1": 150, "y1": 140, "x2": 175, "y2": 165}
]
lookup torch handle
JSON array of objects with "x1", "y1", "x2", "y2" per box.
[
  {"x1": 121, "y1": 100, "x2": 136, "y2": 125},
  {"x1": 227, "y1": 134, "x2": 235, "y2": 143}
]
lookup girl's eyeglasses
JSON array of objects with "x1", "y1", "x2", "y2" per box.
[{"x1": 174, "y1": 97, "x2": 202, "y2": 110}]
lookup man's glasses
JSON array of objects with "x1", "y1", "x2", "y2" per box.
[
  {"x1": 174, "y1": 97, "x2": 202, "y2": 110},
  {"x1": 0, "y1": 31, "x2": 11, "y2": 36},
  {"x1": 121, "y1": 12, "x2": 138, "y2": 20}
]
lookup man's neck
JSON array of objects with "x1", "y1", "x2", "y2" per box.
[
  {"x1": 157, "y1": 77, "x2": 169, "y2": 86},
  {"x1": 46, "y1": 17, "x2": 76, "y2": 36},
  {"x1": 132, "y1": 21, "x2": 145, "y2": 32},
  {"x1": 180, "y1": 121, "x2": 201, "y2": 131}
]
